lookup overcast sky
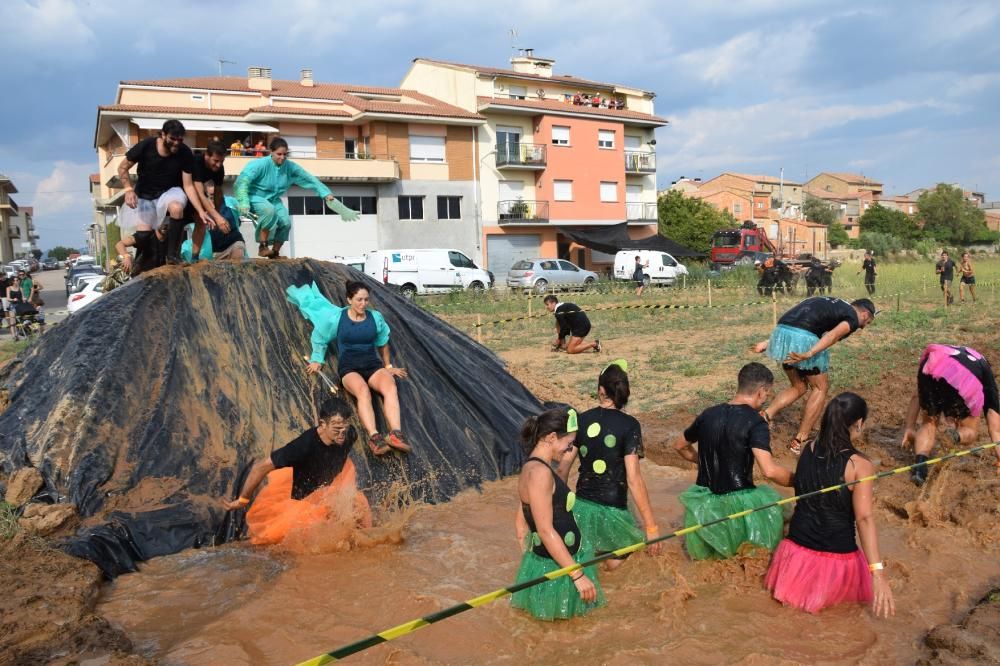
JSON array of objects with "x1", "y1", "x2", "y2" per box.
[{"x1": 3, "y1": 0, "x2": 998, "y2": 250}]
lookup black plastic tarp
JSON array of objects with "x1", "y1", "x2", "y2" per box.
[
  {"x1": 559, "y1": 222, "x2": 704, "y2": 258},
  {"x1": 0, "y1": 260, "x2": 541, "y2": 577}
]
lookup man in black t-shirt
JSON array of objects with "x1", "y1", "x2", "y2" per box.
[
  {"x1": 857, "y1": 251, "x2": 877, "y2": 295},
  {"x1": 117, "y1": 119, "x2": 215, "y2": 264},
  {"x1": 543, "y1": 294, "x2": 601, "y2": 354},
  {"x1": 186, "y1": 141, "x2": 232, "y2": 260},
  {"x1": 935, "y1": 251, "x2": 956, "y2": 307},
  {"x1": 674, "y1": 363, "x2": 794, "y2": 559}
]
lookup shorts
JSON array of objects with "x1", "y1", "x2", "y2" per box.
[
  {"x1": 119, "y1": 187, "x2": 188, "y2": 231},
  {"x1": 961, "y1": 275, "x2": 976, "y2": 285},
  {"x1": 783, "y1": 363, "x2": 823, "y2": 378},
  {"x1": 940, "y1": 279, "x2": 952, "y2": 289},
  {"x1": 635, "y1": 279, "x2": 645, "y2": 288},
  {"x1": 565, "y1": 320, "x2": 591, "y2": 338},
  {"x1": 340, "y1": 363, "x2": 384, "y2": 383},
  {"x1": 213, "y1": 240, "x2": 246, "y2": 261}
]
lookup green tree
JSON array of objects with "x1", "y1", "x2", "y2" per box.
[
  {"x1": 828, "y1": 222, "x2": 849, "y2": 248},
  {"x1": 803, "y1": 194, "x2": 839, "y2": 227},
  {"x1": 30, "y1": 249, "x2": 43, "y2": 260},
  {"x1": 657, "y1": 190, "x2": 736, "y2": 253},
  {"x1": 859, "y1": 203, "x2": 922, "y2": 243},
  {"x1": 915, "y1": 184, "x2": 988, "y2": 244},
  {"x1": 46, "y1": 246, "x2": 75, "y2": 261}
]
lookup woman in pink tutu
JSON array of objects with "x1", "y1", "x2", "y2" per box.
[
  {"x1": 765, "y1": 392, "x2": 895, "y2": 617},
  {"x1": 900, "y1": 344, "x2": 1000, "y2": 486}
]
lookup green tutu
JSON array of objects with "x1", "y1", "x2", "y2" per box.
[
  {"x1": 678, "y1": 484, "x2": 784, "y2": 560},
  {"x1": 510, "y1": 547, "x2": 606, "y2": 621},
  {"x1": 574, "y1": 497, "x2": 645, "y2": 556}
]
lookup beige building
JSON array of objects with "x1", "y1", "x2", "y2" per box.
[
  {"x1": 806, "y1": 172, "x2": 883, "y2": 198},
  {"x1": 696, "y1": 172, "x2": 804, "y2": 209},
  {"x1": 0, "y1": 174, "x2": 20, "y2": 263}
]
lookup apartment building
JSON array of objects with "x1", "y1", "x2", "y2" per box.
[
  {"x1": 696, "y1": 172, "x2": 804, "y2": 210},
  {"x1": 93, "y1": 68, "x2": 485, "y2": 261},
  {"x1": 402, "y1": 51, "x2": 667, "y2": 280},
  {"x1": 806, "y1": 172, "x2": 883, "y2": 199},
  {"x1": 0, "y1": 174, "x2": 20, "y2": 263}
]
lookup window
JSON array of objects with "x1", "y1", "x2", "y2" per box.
[
  {"x1": 552, "y1": 126, "x2": 570, "y2": 146},
  {"x1": 437, "y1": 196, "x2": 461, "y2": 220},
  {"x1": 734, "y1": 203, "x2": 742, "y2": 216},
  {"x1": 540, "y1": 260, "x2": 558, "y2": 271},
  {"x1": 600, "y1": 181, "x2": 618, "y2": 202},
  {"x1": 508, "y1": 85, "x2": 527, "y2": 100},
  {"x1": 512, "y1": 260, "x2": 533, "y2": 270},
  {"x1": 756, "y1": 201, "x2": 765, "y2": 209},
  {"x1": 598, "y1": 130, "x2": 615, "y2": 149},
  {"x1": 554, "y1": 180, "x2": 573, "y2": 201},
  {"x1": 398, "y1": 196, "x2": 424, "y2": 220},
  {"x1": 289, "y1": 195, "x2": 376, "y2": 215},
  {"x1": 410, "y1": 135, "x2": 445, "y2": 162},
  {"x1": 448, "y1": 251, "x2": 476, "y2": 268},
  {"x1": 334, "y1": 196, "x2": 377, "y2": 215},
  {"x1": 190, "y1": 94, "x2": 205, "y2": 101},
  {"x1": 345, "y1": 138, "x2": 356, "y2": 158},
  {"x1": 303, "y1": 197, "x2": 324, "y2": 215},
  {"x1": 558, "y1": 261, "x2": 579, "y2": 272}
]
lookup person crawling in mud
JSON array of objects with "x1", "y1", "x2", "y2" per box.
[
  {"x1": 222, "y1": 396, "x2": 371, "y2": 545},
  {"x1": 673, "y1": 362, "x2": 794, "y2": 560},
  {"x1": 544, "y1": 295, "x2": 601, "y2": 354},
  {"x1": 752, "y1": 297, "x2": 877, "y2": 455},
  {"x1": 901, "y1": 344, "x2": 1000, "y2": 486},
  {"x1": 287, "y1": 279, "x2": 412, "y2": 456}
]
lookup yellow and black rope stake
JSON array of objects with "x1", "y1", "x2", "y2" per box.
[
  {"x1": 295, "y1": 441, "x2": 998, "y2": 665},
  {"x1": 301, "y1": 355, "x2": 339, "y2": 395},
  {"x1": 471, "y1": 299, "x2": 773, "y2": 329}
]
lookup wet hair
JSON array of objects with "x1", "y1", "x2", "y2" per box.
[
  {"x1": 519, "y1": 408, "x2": 571, "y2": 455},
  {"x1": 161, "y1": 119, "x2": 186, "y2": 136},
  {"x1": 737, "y1": 362, "x2": 774, "y2": 394},
  {"x1": 319, "y1": 396, "x2": 352, "y2": 422},
  {"x1": 598, "y1": 364, "x2": 630, "y2": 408},
  {"x1": 269, "y1": 137, "x2": 289, "y2": 152},
  {"x1": 204, "y1": 140, "x2": 226, "y2": 157},
  {"x1": 345, "y1": 280, "x2": 369, "y2": 300},
  {"x1": 542, "y1": 294, "x2": 558, "y2": 305},
  {"x1": 813, "y1": 392, "x2": 868, "y2": 463}
]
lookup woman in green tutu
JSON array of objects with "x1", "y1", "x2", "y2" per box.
[
  {"x1": 513, "y1": 408, "x2": 605, "y2": 620},
  {"x1": 561, "y1": 361, "x2": 661, "y2": 569},
  {"x1": 672, "y1": 362, "x2": 795, "y2": 560}
]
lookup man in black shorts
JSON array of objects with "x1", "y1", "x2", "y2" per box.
[
  {"x1": 187, "y1": 140, "x2": 232, "y2": 260},
  {"x1": 544, "y1": 294, "x2": 601, "y2": 354},
  {"x1": 935, "y1": 251, "x2": 956, "y2": 307},
  {"x1": 858, "y1": 251, "x2": 877, "y2": 295}
]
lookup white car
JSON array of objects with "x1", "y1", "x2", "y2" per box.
[{"x1": 67, "y1": 275, "x2": 105, "y2": 313}]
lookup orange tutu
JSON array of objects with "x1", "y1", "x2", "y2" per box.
[{"x1": 246, "y1": 460, "x2": 372, "y2": 545}]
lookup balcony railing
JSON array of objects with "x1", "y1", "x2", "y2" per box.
[
  {"x1": 626, "y1": 202, "x2": 658, "y2": 221},
  {"x1": 498, "y1": 200, "x2": 550, "y2": 223},
  {"x1": 624, "y1": 150, "x2": 656, "y2": 173},
  {"x1": 496, "y1": 143, "x2": 547, "y2": 169}
]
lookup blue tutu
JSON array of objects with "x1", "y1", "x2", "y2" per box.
[{"x1": 767, "y1": 324, "x2": 830, "y2": 373}]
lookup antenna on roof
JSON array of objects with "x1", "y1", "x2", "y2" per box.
[
  {"x1": 216, "y1": 57, "x2": 236, "y2": 76},
  {"x1": 508, "y1": 28, "x2": 519, "y2": 56}
]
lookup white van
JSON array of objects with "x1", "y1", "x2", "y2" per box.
[
  {"x1": 614, "y1": 250, "x2": 688, "y2": 286},
  {"x1": 363, "y1": 249, "x2": 494, "y2": 299}
]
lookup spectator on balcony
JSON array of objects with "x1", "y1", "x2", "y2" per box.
[
  {"x1": 254, "y1": 140, "x2": 267, "y2": 157},
  {"x1": 544, "y1": 295, "x2": 601, "y2": 354},
  {"x1": 229, "y1": 139, "x2": 244, "y2": 157},
  {"x1": 234, "y1": 137, "x2": 360, "y2": 259}
]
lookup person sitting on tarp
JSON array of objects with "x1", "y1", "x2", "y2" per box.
[
  {"x1": 544, "y1": 295, "x2": 601, "y2": 354},
  {"x1": 673, "y1": 362, "x2": 794, "y2": 560},
  {"x1": 287, "y1": 279, "x2": 412, "y2": 456},
  {"x1": 180, "y1": 196, "x2": 247, "y2": 262},
  {"x1": 222, "y1": 396, "x2": 372, "y2": 545},
  {"x1": 901, "y1": 344, "x2": 1000, "y2": 486}
]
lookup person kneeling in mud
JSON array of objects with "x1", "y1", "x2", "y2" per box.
[
  {"x1": 673, "y1": 362, "x2": 794, "y2": 560},
  {"x1": 901, "y1": 344, "x2": 1000, "y2": 486},
  {"x1": 544, "y1": 295, "x2": 601, "y2": 354},
  {"x1": 222, "y1": 397, "x2": 372, "y2": 545}
]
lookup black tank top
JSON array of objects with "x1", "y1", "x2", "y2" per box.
[
  {"x1": 520, "y1": 457, "x2": 581, "y2": 559},
  {"x1": 788, "y1": 444, "x2": 858, "y2": 553}
]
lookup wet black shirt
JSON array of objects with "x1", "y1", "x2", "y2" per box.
[
  {"x1": 521, "y1": 457, "x2": 581, "y2": 558},
  {"x1": 788, "y1": 445, "x2": 858, "y2": 553},
  {"x1": 576, "y1": 408, "x2": 644, "y2": 509},
  {"x1": 778, "y1": 297, "x2": 860, "y2": 339},
  {"x1": 937, "y1": 259, "x2": 956, "y2": 282},
  {"x1": 554, "y1": 302, "x2": 590, "y2": 337},
  {"x1": 125, "y1": 136, "x2": 195, "y2": 200},
  {"x1": 684, "y1": 403, "x2": 770, "y2": 495},
  {"x1": 862, "y1": 258, "x2": 876, "y2": 279},
  {"x1": 270, "y1": 426, "x2": 355, "y2": 500},
  {"x1": 185, "y1": 151, "x2": 225, "y2": 219}
]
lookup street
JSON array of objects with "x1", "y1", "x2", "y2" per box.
[{"x1": 33, "y1": 267, "x2": 70, "y2": 325}]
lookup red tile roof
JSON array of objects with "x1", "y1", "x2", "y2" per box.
[
  {"x1": 247, "y1": 105, "x2": 352, "y2": 117},
  {"x1": 476, "y1": 96, "x2": 666, "y2": 124},
  {"x1": 824, "y1": 172, "x2": 883, "y2": 185},
  {"x1": 99, "y1": 104, "x2": 247, "y2": 116},
  {"x1": 723, "y1": 172, "x2": 803, "y2": 186},
  {"x1": 89, "y1": 173, "x2": 100, "y2": 184},
  {"x1": 414, "y1": 58, "x2": 653, "y2": 95}
]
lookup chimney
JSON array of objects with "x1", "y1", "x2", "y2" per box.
[
  {"x1": 509, "y1": 48, "x2": 554, "y2": 78},
  {"x1": 300, "y1": 68, "x2": 314, "y2": 87},
  {"x1": 247, "y1": 66, "x2": 272, "y2": 91}
]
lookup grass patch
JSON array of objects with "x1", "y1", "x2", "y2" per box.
[
  {"x1": 0, "y1": 501, "x2": 19, "y2": 540},
  {"x1": 0, "y1": 339, "x2": 31, "y2": 366}
]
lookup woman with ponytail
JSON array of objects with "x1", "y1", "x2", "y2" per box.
[
  {"x1": 512, "y1": 407, "x2": 605, "y2": 620},
  {"x1": 765, "y1": 392, "x2": 895, "y2": 617}
]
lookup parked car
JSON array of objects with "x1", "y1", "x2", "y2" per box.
[
  {"x1": 42, "y1": 260, "x2": 59, "y2": 271},
  {"x1": 613, "y1": 250, "x2": 689, "y2": 287},
  {"x1": 65, "y1": 264, "x2": 102, "y2": 296},
  {"x1": 507, "y1": 258, "x2": 599, "y2": 294},
  {"x1": 67, "y1": 276, "x2": 105, "y2": 313},
  {"x1": 363, "y1": 249, "x2": 493, "y2": 299},
  {"x1": 332, "y1": 255, "x2": 367, "y2": 272},
  {"x1": 3, "y1": 264, "x2": 16, "y2": 279}
]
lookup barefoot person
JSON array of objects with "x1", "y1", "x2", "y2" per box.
[
  {"x1": 221, "y1": 397, "x2": 371, "y2": 545},
  {"x1": 544, "y1": 295, "x2": 601, "y2": 354},
  {"x1": 286, "y1": 280, "x2": 411, "y2": 456},
  {"x1": 901, "y1": 344, "x2": 1000, "y2": 485},
  {"x1": 958, "y1": 252, "x2": 976, "y2": 303},
  {"x1": 234, "y1": 137, "x2": 360, "y2": 259},
  {"x1": 673, "y1": 362, "x2": 794, "y2": 559},
  {"x1": 512, "y1": 407, "x2": 604, "y2": 620},
  {"x1": 753, "y1": 297, "x2": 877, "y2": 454},
  {"x1": 766, "y1": 393, "x2": 895, "y2": 618},
  {"x1": 935, "y1": 250, "x2": 956, "y2": 307},
  {"x1": 563, "y1": 361, "x2": 660, "y2": 569}
]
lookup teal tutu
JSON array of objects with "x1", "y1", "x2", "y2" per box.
[
  {"x1": 574, "y1": 497, "x2": 645, "y2": 556},
  {"x1": 511, "y1": 547, "x2": 606, "y2": 621},
  {"x1": 679, "y1": 485, "x2": 785, "y2": 560},
  {"x1": 285, "y1": 282, "x2": 338, "y2": 328},
  {"x1": 767, "y1": 324, "x2": 830, "y2": 373}
]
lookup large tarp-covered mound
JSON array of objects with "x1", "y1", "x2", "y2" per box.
[{"x1": 0, "y1": 259, "x2": 541, "y2": 576}]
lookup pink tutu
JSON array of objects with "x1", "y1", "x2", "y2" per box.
[
  {"x1": 920, "y1": 344, "x2": 986, "y2": 417},
  {"x1": 765, "y1": 539, "x2": 872, "y2": 614}
]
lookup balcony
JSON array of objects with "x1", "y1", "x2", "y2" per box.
[
  {"x1": 8, "y1": 225, "x2": 20, "y2": 239},
  {"x1": 0, "y1": 195, "x2": 18, "y2": 213},
  {"x1": 624, "y1": 151, "x2": 656, "y2": 174},
  {"x1": 626, "y1": 202, "x2": 658, "y2": 221},
  {"x1": 495, "y1": 143, "x2": 547, "y2": 170},
  {"x1": 498, "y1": 200, "x2": 550, "y2": 224}
]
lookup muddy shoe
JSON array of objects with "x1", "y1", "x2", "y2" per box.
[
  {"x1": 368, "y1": 432, "x2": 391, "y2": 456},
  {"x1": 257, "y1": 243, "x2": 273, "y2": 258},
  {"x1": 910, "y1": 465, "x2": 928, "y2": 487},
  {"x1": 594, "y1": 339, "x2": 602, "y2": 353},
  {"x1": 386, "y1": 429, "x2": 412, "y2": 453}
]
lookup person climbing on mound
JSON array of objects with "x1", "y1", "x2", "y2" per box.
[
  {"x1": 900, "y1": 344, "x2": 1000, "y2": 486},
  {"x1": 287, "y1": 279, "x2": 411, "y2": 456},
  {"x1": 221, "y1": 397, "x2": 371, "y2": 545}
]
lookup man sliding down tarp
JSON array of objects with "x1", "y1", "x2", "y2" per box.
[
  {"x1": 0, "y1": 260, "x2": 541, "y2": 577},
  {"x1": 558, "y1": 222, "x2": 704, "y2": 258}
]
